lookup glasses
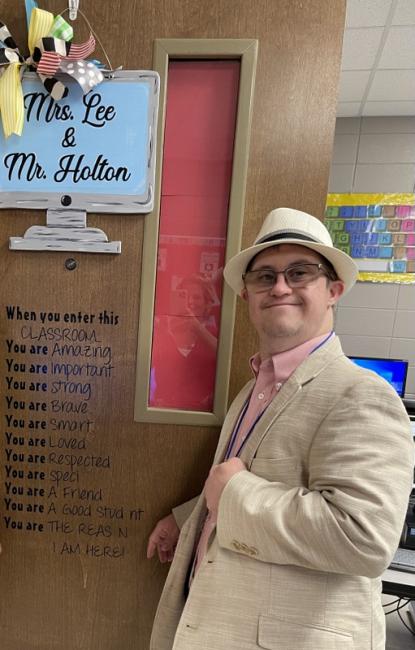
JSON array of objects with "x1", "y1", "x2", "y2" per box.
[{"x1": 243, "y1": 263, "x2": 331, "y2": 292}]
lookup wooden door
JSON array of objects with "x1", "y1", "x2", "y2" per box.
[{"x1": 0, "y1": 1, "x2": 346, "y2": 648}]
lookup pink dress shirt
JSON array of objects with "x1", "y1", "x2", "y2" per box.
[{"x1": 191, "y1": 331, "x2": 334, "y2": 582}]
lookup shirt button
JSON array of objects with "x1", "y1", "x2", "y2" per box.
[
  {"x1": 275, "y1": 382, "x2": 282, "y2": 391},
  {"x1": 258, "y1": 392, "x2": 265, "y2": 400}
]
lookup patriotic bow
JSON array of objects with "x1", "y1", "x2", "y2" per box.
[{"x1": 0, "y1": 7, "x2": 104, "y2": 138}]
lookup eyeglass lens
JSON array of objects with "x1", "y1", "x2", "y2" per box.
[{"x1": 244, "y1": 264, "x2": 325, "y2": 291}]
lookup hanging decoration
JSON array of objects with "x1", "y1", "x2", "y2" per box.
[{"x1": 0, "y1": 4, "x2": 104, "y2": 138}]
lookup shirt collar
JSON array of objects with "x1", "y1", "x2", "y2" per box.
[{"x1": 250, "y1": 331, "x2": 334, "y2": 383}]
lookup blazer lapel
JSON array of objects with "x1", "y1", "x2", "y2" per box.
[
  {"x1": 239, "y1": 336, "x2": 344, "y2": 467},
  {"x1": 240, "y1": 377, "x2": 302, "y2": 467}
]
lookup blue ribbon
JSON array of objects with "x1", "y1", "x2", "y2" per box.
[{"x1": 25, "y1": 0, "x2": 38, "y2": 30}]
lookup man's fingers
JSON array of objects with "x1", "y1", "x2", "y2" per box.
[
  {"x1": 146, "y1": 536, "x2": 157, "y2": 559},
  {"x1": 157, "y1": 535, "x2": 177, "y2": 563},
  {"x1": 158, "y1": 546, "x2": 169, "y2": 563},
  {"x1": 147, "y1": 514, "x2": 179, "y2": 562},
  {"x1": 147, "y1": 531, "x2": 174, "y2": 561},
  {"x1": 147, "y1": 525, "x2": 165, "y2": 559}
]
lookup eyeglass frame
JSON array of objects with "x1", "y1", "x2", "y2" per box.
[{"x1": 242, "y1": 262, "x2": 338, "y2": 293}]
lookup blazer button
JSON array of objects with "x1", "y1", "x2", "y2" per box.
[
  {"x1": 249, "y1": 546, "x2": 258, "y2": 556},
  {"x1": 240, "y1": 542, "x2": 250, "y2": 554},
  {"x1": 231, "y1": 539, "x2": 242, "y2": 551}
]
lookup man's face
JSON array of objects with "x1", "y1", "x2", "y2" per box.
[{"x1": 242, "y1": 244, "x2": 344, "y2": 354}]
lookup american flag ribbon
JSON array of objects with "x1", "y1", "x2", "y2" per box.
[
  {"x1": 36, "y1": 50, "x2": 60, "y2": 75},
  {"x1": 67, "y1": 33, "x2": 95, "y2": 60},
  {"x1": 37, "y1": 33, "x2": 96, "y2": 76}
]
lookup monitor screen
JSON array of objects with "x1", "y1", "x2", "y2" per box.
[
  {"x1": 0, "y1": 71, "x2": 160, "y2": 214},
  {"x1": 348, "y1": 356, "x2": 408, "y2": 397}
]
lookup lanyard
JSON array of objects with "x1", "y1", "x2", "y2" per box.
[
  {"x1": 310, "y1": 330, "x2": 333, "y2": 354},
  {"x1": 224, "y1": 331, "x2": 334, "y2": 461},
  {"x1": 224, "y1": 399, "x2": 267, "y2": 460}
]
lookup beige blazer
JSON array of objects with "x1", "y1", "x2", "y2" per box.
[{"x1": 150, "y1": 337, "x2": 413, "y2": 650}]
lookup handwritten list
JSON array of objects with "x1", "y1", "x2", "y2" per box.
[{"x1": 3, "y1": 305, "x2": 144, "y2": 559}]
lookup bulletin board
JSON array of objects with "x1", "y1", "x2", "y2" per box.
[{"x1": 325, "y1": 193, "x2": 415, "y2": 284}]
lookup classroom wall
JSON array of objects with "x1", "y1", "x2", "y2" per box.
[
  {"x1": 0, "y1": 2, "x2": 347, "y2": 648},
  {"x1": 329, "y1": 116, "x2": 415, "y2": 399}
]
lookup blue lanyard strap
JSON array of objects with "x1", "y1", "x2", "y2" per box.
[
  {"x1": 224, "y1": 399, "x2": 249, "y2": 460},
  {"x1": 310, "y1": 330, "x2": 333, "y2": 354},
  {"x1": 224, "y1": 399, "x2": 267, "y2": 460}
]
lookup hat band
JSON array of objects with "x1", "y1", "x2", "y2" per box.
[{"x1": 257, "y1": 232, "x2": 320, "y2": 245}]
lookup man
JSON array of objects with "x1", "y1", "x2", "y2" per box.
[{"x1": 147, "y1": 208, "x2": 414, "y2": 650}]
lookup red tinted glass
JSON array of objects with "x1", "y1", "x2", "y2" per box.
[{"x1": 149, "y1": 60, "x2": 240, "y2": 411}]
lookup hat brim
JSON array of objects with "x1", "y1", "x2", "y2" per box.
[{"x1": 223, "y1": 239, "x2": 359, "y2": 295}]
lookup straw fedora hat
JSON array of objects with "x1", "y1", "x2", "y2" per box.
[{"x1": 223, "y1": 207, "x2": 359, "y2": 295}]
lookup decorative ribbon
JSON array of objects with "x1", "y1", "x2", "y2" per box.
[
  {"x1": 25, "y1": 1, "x2": 39, "y2": 30},
  {"x1": 0, "y1": 7, "x2": 103, "y2": 138}
]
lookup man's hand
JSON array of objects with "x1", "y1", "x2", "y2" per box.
[
  {"x1": 204, "y1": 457, "x2": 246, "y2": 516},
  {"x1": 147, "y1": 514, "x2": 180, "y2": 563}
]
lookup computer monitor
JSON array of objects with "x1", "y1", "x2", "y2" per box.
[
  {"x1": 348, "y1": 356, "x2": 408, "y2": 398},
  {"x1": 0, "y1": 71, "x2": 160, "y2": 214}
]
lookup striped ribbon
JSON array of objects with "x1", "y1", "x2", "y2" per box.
[
  {"x1": 37, "y1": 33, "x2": 95, "y2": 76},
  {"x1": 27, "y1": 6, "x2": 54, "y2": 56},
  {"x1": 0, "y1": 62, "x2": 24, "y2": 138}
]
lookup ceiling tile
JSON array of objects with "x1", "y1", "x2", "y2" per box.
[
  {"x1": 341, "y1": 28, "x2": 384, "y2": 70},
  {"x1": 392, "y1": 0, "x2": 415, "y2": 25},
  {"x1": 338, "y1": 1, "x2": 415, "y2": 116},
  {"x1": 362, "y1": 101, "x2": 415, "y2": 116},
  {"x1": 378, "y1": 26, "x2": 415, "y2": 67},
  {"x1": 338, "y1": 70, "x2": 371, "y2": 102},
  {"x1": 336, "y1": 103, "x2": 362, "y2": 117},
  {"x1": 345, "y1": 0, "x2": 392, "y2": 27},
  {"x1": 367, "y1": 69, "x2": 415, "y2": 100}
]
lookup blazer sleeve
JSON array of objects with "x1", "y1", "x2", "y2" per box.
[
  {"x1": 216, "y1": 377, "x2": 414, "y2": 578},
  {"x1": 172, "y1": 495, "x2": 200, "y2": 529}
]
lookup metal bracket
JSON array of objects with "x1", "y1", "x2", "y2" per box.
[
  {"x1": 68, "y1": 0, "x2": 79, "y2": 21},
  {"x1": 9, "y1": 208, "x2": 121, "y2": 254}
]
